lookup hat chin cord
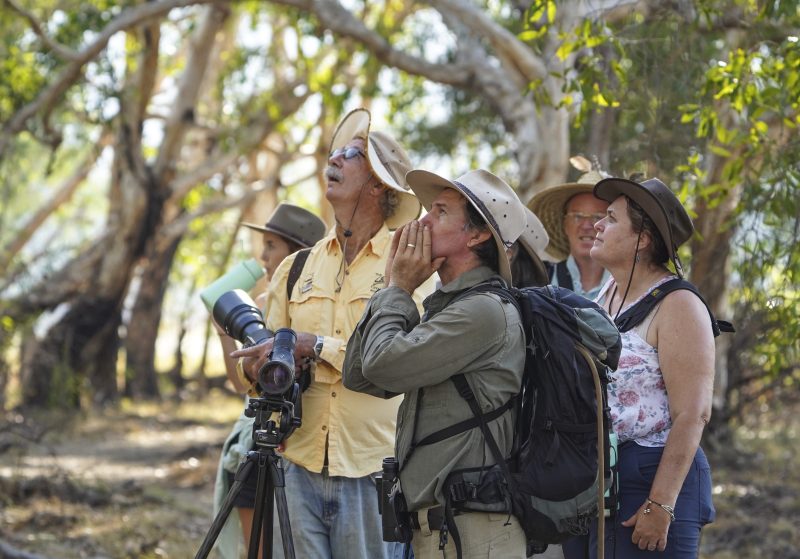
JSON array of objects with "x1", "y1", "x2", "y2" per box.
[
  {"x1": 335, "y1": 177, "x2": 376, "y2": 290},
  {"x1": 610, "y1": 231, "x2": 643, "y2": 321}
]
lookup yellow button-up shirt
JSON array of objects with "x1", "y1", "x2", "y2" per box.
[{"x1": 243, "y1": 224, "x2": 433, "y2": 478}]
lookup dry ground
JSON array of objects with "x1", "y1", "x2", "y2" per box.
[{"x1": 0, "y1": 390, "x2": 798, "y2": 559}]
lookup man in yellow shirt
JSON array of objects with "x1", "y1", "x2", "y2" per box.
[{"x1": 232, "y1": 108, "x2": 432, "y2": 558}]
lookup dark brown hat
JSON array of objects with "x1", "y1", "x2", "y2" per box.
[
  {"x1": 242, "y1": 202, "x2": 327, "y2": 248},
  {"x1": 594, "y1": 177, "x2": 694, "y2": 270}
]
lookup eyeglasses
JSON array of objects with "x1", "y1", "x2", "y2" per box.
[
  {"x1": 565, "y1": 212, "x2": 606, "y2": 225},
  {"x1": 329, "y1": 147, "x2": 365, "y2": 160}
]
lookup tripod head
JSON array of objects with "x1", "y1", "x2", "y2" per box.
[{"x1": 245, "y1": 383, "x2": 303, "y2": 447}]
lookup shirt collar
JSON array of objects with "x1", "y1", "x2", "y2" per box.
[
  {"x1": 438, "y1": 265, "x2": 500, "y2": 293},
  {"x1": 424, "y1": 266, "x2": 503, "y2": 315},
  {"x1": 323, "y1": 222, "x2": 391, "y2": 258}
]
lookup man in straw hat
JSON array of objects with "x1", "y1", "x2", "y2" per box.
[
  {"x1": 528, "y1": 157, "x2": 610, "y2": 299},
  {"x1": 232, "y1": 108, "x2": 434, "y2": 559},
  {"x1": 344, "y1": 169, "x2": 529, "y2": 558}
]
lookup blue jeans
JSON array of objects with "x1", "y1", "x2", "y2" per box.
[
  {"x1": 562, "y1": 443, "x2": 715, "y2": 559},
  {"x1": 270, "y1": 459, "x2": 401, "y2": 559}
]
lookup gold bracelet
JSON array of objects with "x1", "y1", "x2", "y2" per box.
[{"x1": 643, "y1": 498, "x2": 675, "y2": 522}]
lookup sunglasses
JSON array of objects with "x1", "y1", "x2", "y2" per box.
[
  {"x1": 565, "y1": 212, "x2": 606, "y2": 225},
  {"x1": 329, "y1": 147, "x2": 365, "y2": 160}
]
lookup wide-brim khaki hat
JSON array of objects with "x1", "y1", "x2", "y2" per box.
[
  {"x1": 406, "y1": 168, "x2": 526, "y2": 284},
  {"x1": 242, "y1": 202, "x2": 327, "y2": 248},
  {"x1": 330, "y1": 108, "x2": 421, "y2": 229},
  {"x1": 594, "y1": 177, "x2": 694, "y2": 272},
  {"x1": 517, "y1": 208, "x2": 549, "y2": 284},
  {"x1": 528, "y1": 170, "x2": 607, "y2": 261}
]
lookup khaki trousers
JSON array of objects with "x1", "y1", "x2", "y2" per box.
[{"x1": 411, "y1": 509, "x2": 527, "y2": 559}]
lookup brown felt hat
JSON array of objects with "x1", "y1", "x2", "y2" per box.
[
  {"x1": 242, "y1": 202, "x2": 327, "y2": 248},
  {"x1": 330, "y1": 108, "x2": 421, "y2": 229},
  {"x1": 594, "y1": 177, "x2": 694, "y2": 273},
  {"x1": 406, "y1": 168, "x2": 526, "y2": 284}
]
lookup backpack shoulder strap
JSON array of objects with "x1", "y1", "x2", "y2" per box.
[
  {"x1": 411, "y1": 281, "x2": 521, "y2": 449},
  {"x1": 614, "y1": 278, "x2": 735, "y2": 337},
  {"x1": 454, "y1": 281, "x2": 522, "y2": 313},
  {"x1": 286, "y1": 248, "x2": 311, "y2": 299},
  {"x1": 554, "y1": 261, "x2": 574, "y2": 291},
  {"x1": 546, "y1": 260, "x2": 574, "y2": 290}
]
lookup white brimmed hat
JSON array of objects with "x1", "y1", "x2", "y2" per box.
[
  {"x1": 406, "y1": 168, "x2": 526, "y2": 284},
  {"x1": 330, "y1": 108, "x2": 421, "y2": 229}
]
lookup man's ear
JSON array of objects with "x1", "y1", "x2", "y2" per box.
[
  {"x1": 466, "y1": 229, "x2": 492, "y2": 248},
  {"x1": 369, "y1": 182, "x2": 385, "y2": 198}
]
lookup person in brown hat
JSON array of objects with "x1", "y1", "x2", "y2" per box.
[
  {"x1": 231, "y1": 108, "x2": 433, "y2": 559},
  {"x1": 241, "y1": 202, "x2": 328, "y2": 281},
  {"x1": 344, "y1": 169, "x2": 528, "y2": 558},
  {"x1": 211, "y1": 202, "x2": 326, "y2": 559},
  {"x1": 528, "y1": 165, "x2": 610, "y2": 299},
  {"x1": 562, "y1": 177, "x2": 716, "y2": 559}
]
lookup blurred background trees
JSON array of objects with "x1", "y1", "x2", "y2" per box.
[{"x1": 1, "y1": 0, "x2": 797, "y2": 440}]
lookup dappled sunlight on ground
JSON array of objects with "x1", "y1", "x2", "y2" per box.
[{"x1": 1, "y1": 391, "x2": 797, "y2": 558}]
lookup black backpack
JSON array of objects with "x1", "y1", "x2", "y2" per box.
[{"x1": 414, "y1": 283, "x2": 622, "y2": 557}]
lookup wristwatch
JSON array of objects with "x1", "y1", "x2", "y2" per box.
[{"x1": 313, "y1": 335, "x2": 324, "y2": 361}]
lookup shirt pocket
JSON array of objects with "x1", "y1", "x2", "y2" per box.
[{"x1": 287, "y1": 283, "x2": 333, "y2": 334}]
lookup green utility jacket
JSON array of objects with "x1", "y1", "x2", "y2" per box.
[{"x1": 343, "y1": 266, "x2": 525, "y2": 511}]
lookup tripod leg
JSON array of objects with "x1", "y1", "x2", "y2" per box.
[
  {"x1": 248, "y1": 449, "x2": 296, "y2": 559},
  {"x1": 270, "y1": 456, "x2": 295, "y2": 559},
  {"x1": 249, "y1": 452, "x2": 270, "y2": 559},
  {"x1": 273, "y1": 482, "x2": 295, "y2": 559},
  {"x1": 194, "y1": 458, "x2": 255, "y2": 559}
]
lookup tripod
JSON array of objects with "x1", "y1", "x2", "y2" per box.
[{"x1": 195, "y1": 387, "x2": 302, "y2": 559}]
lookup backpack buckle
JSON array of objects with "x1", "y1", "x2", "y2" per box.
[{"x1": 449, "y1": 481, "x2": 477, "y2": 503}]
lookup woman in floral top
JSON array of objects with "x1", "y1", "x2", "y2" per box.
[{"x1": 563, "y1": 177, "x2": 716, "y2": 558}]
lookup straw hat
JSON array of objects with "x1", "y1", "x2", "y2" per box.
[
  {"x1": 528, "y1": 170, "x2": 607, "y2": 261},
  {"x1": 242, "y1": 202, "x2": 327, "y2": 248},
  {"x1": 330, "y1": 108, "x2": 421, "y2": 229},
  {"x1": 594, "y1": 177, "x2": 694, "y2": 274},
  {"x1": 406, "y1": 169, "x2": 526, "y2": 284}
]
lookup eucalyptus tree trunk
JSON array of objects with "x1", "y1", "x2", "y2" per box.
[
  {"x1": 16, "y1": 18, "x2": 164, "y2": 408},
  {"x1": 124, "y1": 236, "x2": 183, "y2": 400}
]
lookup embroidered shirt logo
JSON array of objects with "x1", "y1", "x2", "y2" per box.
[{"x1": 371, "y1": 273, "x2": 385, "y2": 293}]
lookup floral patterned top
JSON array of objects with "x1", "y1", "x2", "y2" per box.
[{"x1": 597, "y1": 275, "x2": 677, "y2": 447}]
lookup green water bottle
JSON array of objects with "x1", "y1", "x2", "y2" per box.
[{"x1": 199, "y1": 258, "x2": 265, "y2": 311}]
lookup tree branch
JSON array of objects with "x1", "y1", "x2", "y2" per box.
[
  {"x1": 268, "y1": 0, "x2": 472, "y2": 86},
  {"x1": 0, "y1": 132, "x2": 113, "y2": 271},
  {"x1": 429, "y1": 0, "x2": 546, "y2": 83},
  {"x1": 0, "y1": 0, "x2": 224, "y2": 162},
  {"x1": 153, "y1": 3, "x2": 232, "y2": 177},
  {"x1": 2, "y1": 0, "x2": 79, "y2": 61}
]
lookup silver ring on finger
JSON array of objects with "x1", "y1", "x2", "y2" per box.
[{"x1": 407, "y1": 243, "x2": 416, "y2": 248}]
